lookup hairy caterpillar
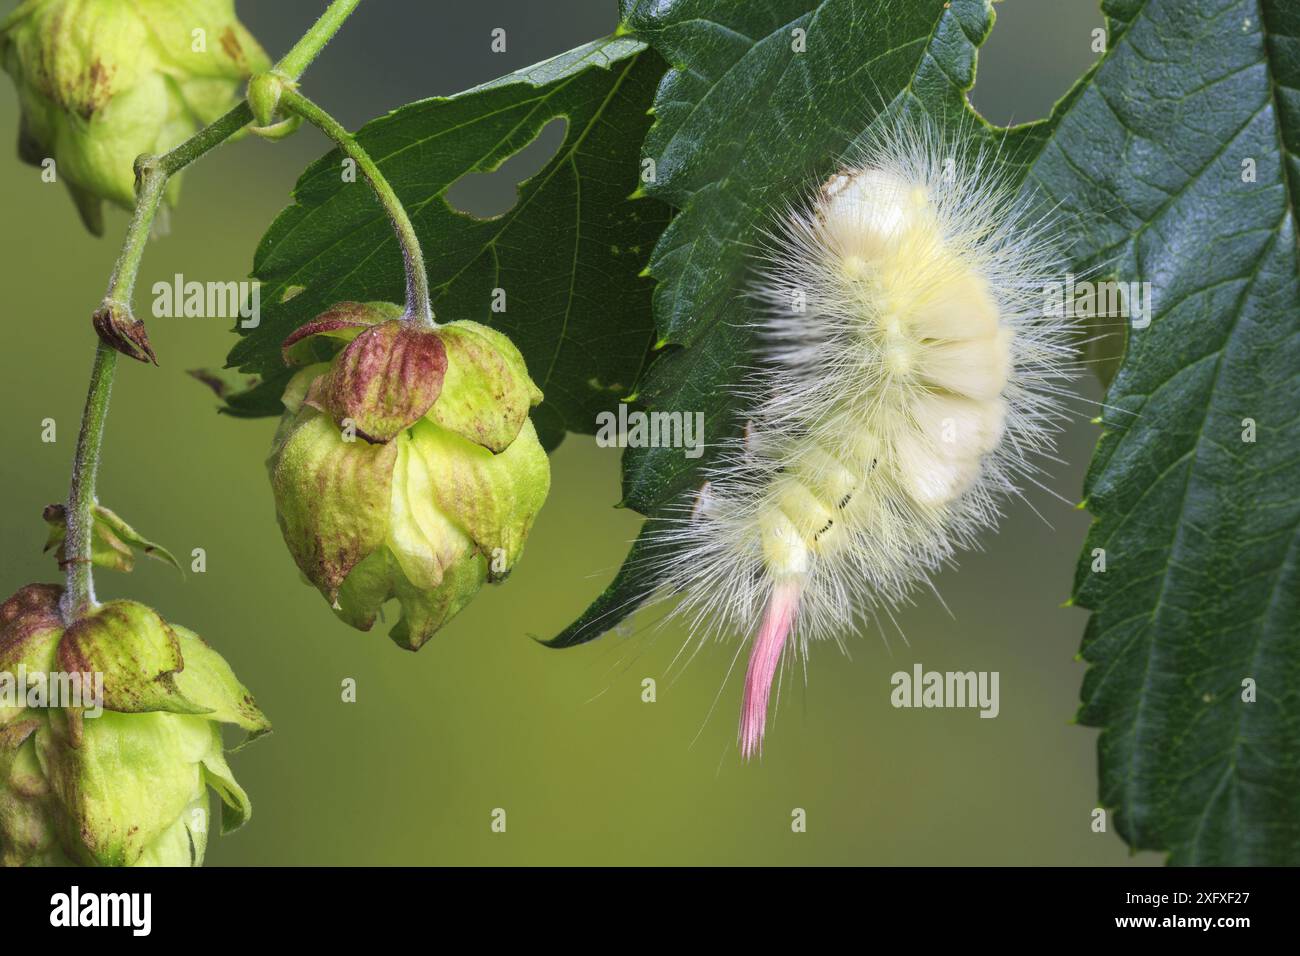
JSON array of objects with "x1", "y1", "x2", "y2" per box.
[{"x1": 646, "y1": 118, "x2": 1074, "y2": 759}]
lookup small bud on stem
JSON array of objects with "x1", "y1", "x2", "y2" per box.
[{"x1": 91, "y1": 303, "x2": 157, "y2": 366}]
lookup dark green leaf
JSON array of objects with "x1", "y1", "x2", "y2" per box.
[
  {"x1": 1052, "y1": 0, "x2": 1300, "y2": 864},
  {"x1": 226, "y1": 36, "x2": 670, "y2": 449},
  {"x1": 541, "y1": 517, "x2": 671, "y2": 648}
]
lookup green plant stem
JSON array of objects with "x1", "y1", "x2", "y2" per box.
[
  {"x1": 60, "y1": 343, "x2": 116, "y2": 622},
  {"x1": 103, "y1": 160, "x2": 169, "y2": 305},
  {"x1": 279, "y1": 87, "x2": 435, "y2": 327},
  {"x1": 60, "y1": 148, "x2": 230, "y2": 624},
  {"x1": 275, "y1": 0, "x2": 365, "y2": 81},
  {"x1": 59, "y1": 3, "x2": 367, "y2": 624}
]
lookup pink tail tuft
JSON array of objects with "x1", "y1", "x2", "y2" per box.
[{"x1": 739, "y1": 580, "x2": 801, "y2": 760}]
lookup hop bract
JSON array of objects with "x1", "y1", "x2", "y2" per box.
[
  {"x1": 268, "y1": 303, "x2": 551, "y2": 650},
  {"x1": 0, "y1": 584, "x2": 269, "y2": 867},
  {"x1": 0, "y1": 0, "x2": 269, "y2": 233}
]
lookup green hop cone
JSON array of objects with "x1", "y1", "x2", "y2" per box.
[
  {"x1": 268, "y1": 303, "x2": 551, "y2": 650},
  {"x1": 0, "y1": 584, "x2": 269, "y2": 867},
  {"x1": 0, "y1": 0, "x2": 269, "y2": 234}
]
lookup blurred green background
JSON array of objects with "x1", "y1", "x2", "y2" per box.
[{"x1": 0, "y1": 1, "x2": 1156, "y2": 865}]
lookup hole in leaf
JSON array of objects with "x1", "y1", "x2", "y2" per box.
[
  {"x1": 968, "y1": 0, "x2": 1104, "y2": 125},
  {"x1": 445, "y1": 117, "x2": 569, "y2": 219}
]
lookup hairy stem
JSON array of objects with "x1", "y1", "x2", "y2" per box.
[
  {"x1": 60, "y1": 3, "x2": 367, "y2": 623},
  {"x1": 61, "y1": 144, "x2": 233, "y2": 623},
  {"x1": 279, "y1": 88, "x2": 434, "y2": 326},
  {"x1": 275, "y1": 0, "x2": 365, "y2": 81},
  {"x1": 60, "y1": 344, "x2": 116, "y2": 622},
  {"x1": 103, "y1": 159, "x2": 169, "y2": 306}
]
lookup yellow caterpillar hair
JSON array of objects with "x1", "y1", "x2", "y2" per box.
[{"x1": 648, "y1": 116, "x2": 1074, "y2": 759}]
